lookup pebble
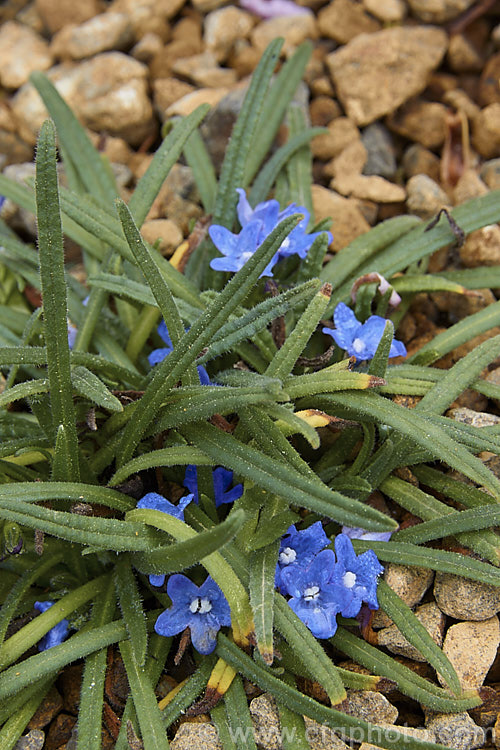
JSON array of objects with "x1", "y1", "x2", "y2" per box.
[
  {"x1": 250, "y1": 14, "x2": 318, "y2": 57},
  {"x1": 303, "y1": 718, "x2": 351, "y2": 749},
  {"x1": 35, "y1": 0, "x2": 101, "y2": 34},
  {"x1": 204, "y1": 6, "x2": 255, "y2": 63},
  {"x1": 0, "y1": 21, "x2": 53, "y2": 89},
  {"x1": 131, "y1": 32, "x2": 164, "y2": 63},
  {"x1": 13, "y1": 730, "x2": 45, "y2": 750},
  {"x1": 447, "y1": 33, "x2": 484, "y2": 73},
  {"x1": 479, "y1": 53, "x2": 500, "y2": 106},
  {"x1": 166, "y1": 86, "x2": 230, "y2": 118},
  {"x1": 377, "y1": 602, "x2": 445, "y2": 662},
  {"x1": 426, "y1": 712, "x2": 485, "y2": 750},
  {"x1": 434, "y1": 571, "x2": 500, "y2": 620},
  {"x1": 12, "y1": 53, "x2": 155, "y2": 147},
  {"x1": 447, "y1": 407, "x2": 500, "y2": 428},
  {"x1": 51, "y1": 13, "x2": 134, "y2": 60},
  {"x1": 172, "y1": 51, "x2": 237, "y2": 88},
  {"x1": 387, "y1": 100, "x2": 448, "y2": 149},
  {"x1": 0, "y1": 102, "x2": 34, "y2": 166},
  {"x1": 326, "y1": 27, "x2": 448, "y2": 126},
  {"x1": 473, "y1": 103, "x2": 500, "y2": 158},
  {"x1": 311, "y1": 117, "x2": 361, "y2": 162},
  {"x1": 318, "y1": 0, "x2": 380, "y2": 45},
  {"x1": 170, "y1": 722, "x2": 222, "y2": 750},
  {"x1": 360, "y1": 726, "x2": 436, "y2": 750},
  {"x1": 373, "y1": 564, "x2": 434, "y2": 628},
  {"x1": 28, "y1": 687, "x2": 63, "y2": 730},
  {"x1": 407, "y1": 0, "x2": 475, "y2": 23},
  {"x1": 112, "y1": 0, "x2": 186, "y2": 38},
  {"x1": 141, "y1": 219, "x2": 183, "y2": 255},
  {"x1": 361, "y1": 123, "x2": 397, "y2": 179},
  {"x1": 459, "y1": 225, "x2": 500, "y2": 268},
  {"x1": 342, "y1": 690, "x2": 398, "y2": 725},
  {"x1": 362, "y1": 0, "x2": 406, "y2": 21},
  {"x1": 438, "y1": 616, "x2": 500, "y2": 691},
  {"x1": 406, "y1": 174, "x2": 450, "y2": 220},
  {"x1": 311, "y1": 185, "x2": 370, "y2": 251},
  {"x1": 331, "y1": 173, "x2": 406, "y2": 203},
  {"x1": 452, "y1": 170, "x2": 489, "y2": 204},
  {"x1": 250, "y1": 694, "x2": 281, "y2": 750},
  {"x1": 402, "y1": 144, "x2": 441, "y2": 182},
  {"x1": 199, "y1": 85, "x2": 246, "y2": 169},
  {"x1": 153, "y1": 78, "x2": 195, "y2": 119},
  {"x1": 479, "y1": 158, "x2": 500, "y2": 190}
]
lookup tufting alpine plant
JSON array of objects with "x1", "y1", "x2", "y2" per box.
[{"x1": 0, "y1": 37, "x2": 500, "y2": 750}]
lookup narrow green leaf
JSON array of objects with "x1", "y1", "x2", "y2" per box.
[
  {"x1": 36, "y1": 119, "x2": 79, "y2": 479},
  {"x1": 0, "y1": 481, "x2": 134, "y2": 511},
  {"x1": 0, "y1": 575, "x2": 110, "y2": 671},
  {"x1": 285, "y1": 104, "x2": 314, "y2": 219},
  {"x1": 183, "y1": 127, "x2": 217, "y2": 213},
  {"x1": 161, "y1": 655, "x2": 216, "y2": 727},
  {"x1": 391, "y1": 274, "x2": 471, "y2": 295},
  {"x1": 393, "y1": 506, "x2": 500, "y2": 545},
  {"x1": 213, "y1": 38, "x2": 283, "y2": 228},
  {"x1": 180, "y1": 421, "x2": 397, "y2": 531},
  {"x1": 217, "y1": 634, "x2": 462, "y2": 748},
  {"x1": 249, "y1": 128, "x2": 327, "y2": 207},
  {"x1": 223, "y1": 675, "x2": 258, "y2": 750},
  {"x1": 76, "y1": 577, "x2": 116, "y2": 750},
  {"x1": 313, "y1": 391, "x2": 500, "y2": 498},
  {"x1": 0, "y1": 378, "x2": 49, "y2": 409},
  {"x1": 331, "y1": 627, "x2": 480, "y2": 714},
  {"x1": 249, "y1": 541, "x2": 279, "y2": 664},
  {"x1": 321, "y1": 216, "x2": 421, "y2": 302},
  {"x1": 119, "y1": 639, "x2": 170, "y2": 750},
  {"x1": 368, "y1": 320, "x2": 395, "y2": 378},
  {"x1": 413, "y1": 464, "x2": 498, "y2": 509},
  {"x1": 129, "y1": 507, "x2": 247, "y2": 575},
  {"x1": 274, "y1": 594, "x2": 346, "y2": 705},
  {"x1": 0, "y1": 553, "x2": 63, "y2": 649},
  {"x1": 71, "y1": 365, "x2": 123, "y2": 412},
  {"x1": 266, "y1": 282, "x2": 331, "y2": 379},
  {"x1": 114, "y1": 555, "x2": 148, "y2": 666},
  {"x1": 128, "y1": 105, "x2": 209, "y2": 226},
  {"x1": 109, "y1": 446, "x2": 211, "y2": 487},
  {"x1": 245, "y1": 40, "x2": 312, "y2": 187},
  {"x1": 351, "y1": 539, "x2": 500, "y2": 586},
  {"x1": 377, "y1": 580, "x2": 461, "y2": 695},
  {"x1": 30, "y1": 72, "x2": 117, "y2": 203},
  {"x1": 117, "y1": 214, "x2": 302, "y2": 466}
]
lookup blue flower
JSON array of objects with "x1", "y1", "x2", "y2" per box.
[
  {"x1": 341, "y1": 525, "x2": 393, "y2": 543},
  {"x1": 67, "y1": 322, "x2": 78, "y2": 350},
  {"x1": 276, "y1": 521, "x2": 329, "y2": 590},
  {"x1": 0, "y1": 195, "x2": 5, "y2": 212},
  {"x1": 183, "y1": 465, "x2": 243, "y2": 508},
  {"x1": 329, "y1": 533, "x2": 384, "y2": 618},
  {"x1": 155, "y1": 574, "x2": 231, "y2": 654},
  {"x1": 322, "y1": 302, "x2": 407, "y2": 360},
  {"x1": 137, "y1": 492, "x2": 193, "y2": 587},
  {"x1": 34, "y1": 600, "x2": 70, "y2": 651},
  {"x1": 280, "y1": 550, "x2": 349, "y2": 639},
  {"x1": 148, "y1": 321, "x2": 210, "y2": 384},
  {"x1": 209, "y1": 189, "x2": 332, "y2": 277}
]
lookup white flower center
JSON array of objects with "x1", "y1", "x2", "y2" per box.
[
  {"x1": 189, "y1": 596, "x2": 212, "y2": 614},
  {"x1": 304, "y1": 585, "x2": 320, "y2": 601},
  {"x1": 352, "y1": 338, "x2": 366, "y2": 355},
  {"x1": 279, "y1": 547, "x2": 297, "y2": 565},
  {"x1": 343, "y1": 571, "x2": 357, "y2": 589}
]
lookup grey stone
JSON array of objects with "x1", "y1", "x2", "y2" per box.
[
  {"x1": 342, "y1": 690, "x2": 398, "y2": 725},
  {"x1": 304, "y1": 717, "x2": 351, "y2": 749},
  {"x1": 439, "y1": 616, "x2": 500, "y2": 691},
  {"x1": 447, "y1": 408, "x2": 500, "y2": 428},
  {"x1": 377, "y1": 602, "x2": 445, "y2": 661},
  {"x1": 406, "y1": 174, "x2": 451, "y2": 220},
  {"x1": 14, "y1": 730, "x2": 45, "y2": 750},
  {"x1": 426, "y1": 712, "x2": 485, "y2": 750},
  {"x1": 434, "y1": 572, "x2": 500, "y2": 620},
  {"x1": 361, "y1": 123, "x2": 397, "y2": 178}
]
